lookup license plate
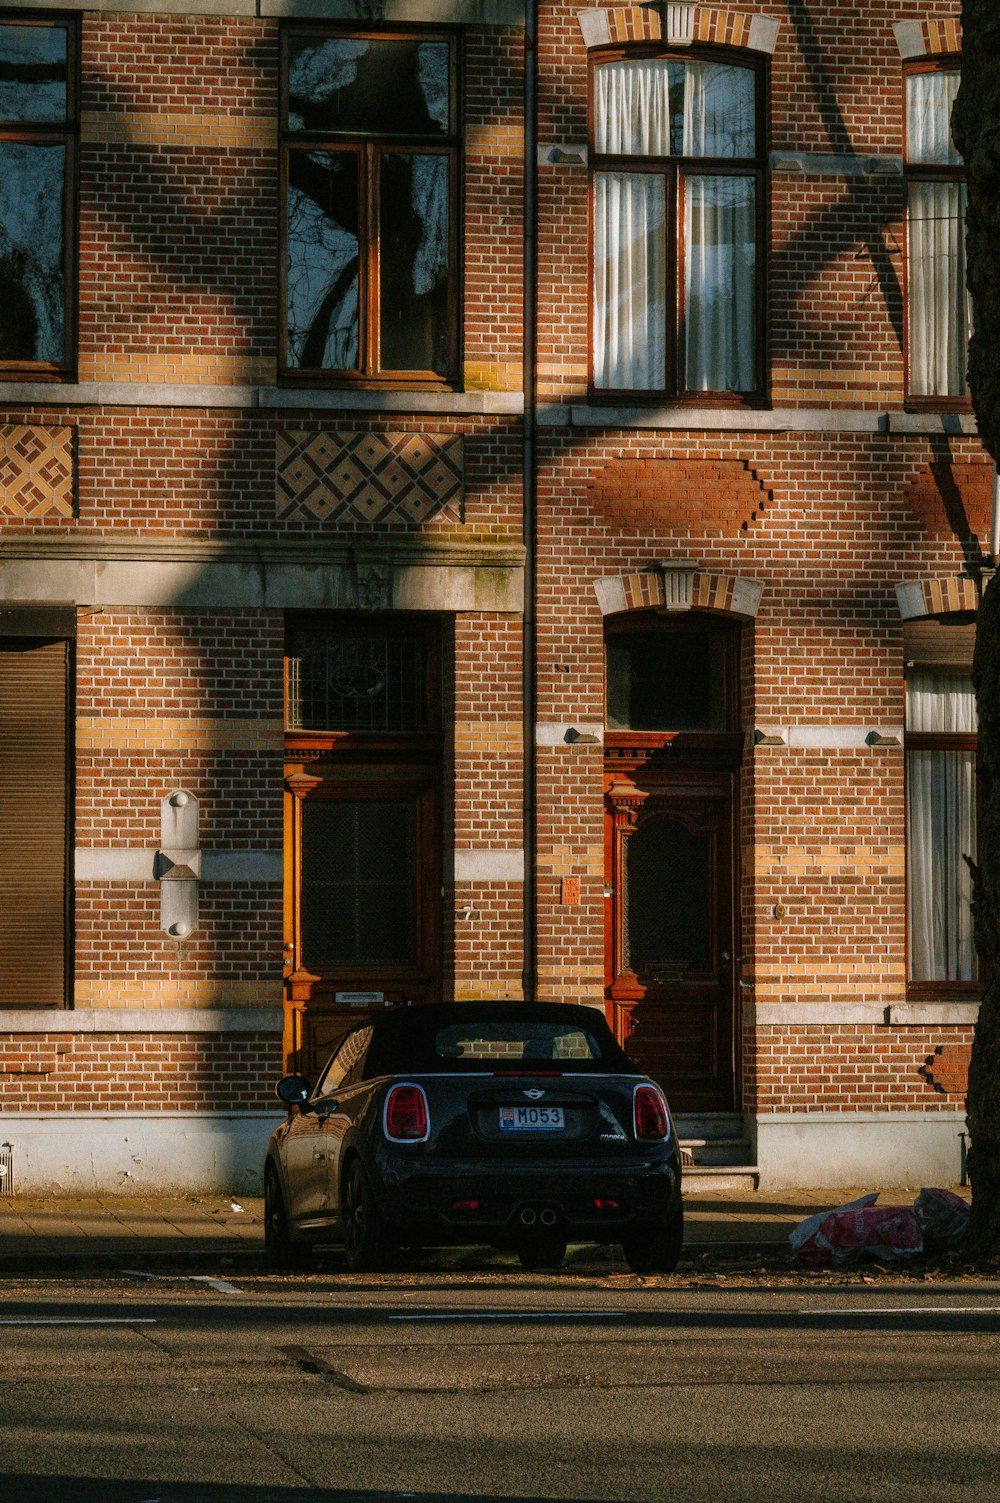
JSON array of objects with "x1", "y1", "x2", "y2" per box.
[{"x1": 499, "y1": 1105, "x2": 565, "y2": 1132}]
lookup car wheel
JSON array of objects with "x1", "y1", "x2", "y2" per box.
[
  {"x1": 516, "y1": 1234, "x2": 568, "y2": 1272},
  {"x1": 622, "y1": 1194, "x2": 684, "y2": 1276},
  {"x1": 264, "y1": 1165, "x2": 312, "y2": 1271},
  {"x1": 342, "y1": 1158, "x2": 393, "y2": 1273}
]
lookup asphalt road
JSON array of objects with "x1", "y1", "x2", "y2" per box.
[{"x1": 0, "y1": 1268, "x2": 997, "y2": 1503}]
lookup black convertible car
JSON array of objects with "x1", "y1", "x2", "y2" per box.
[{"x1": 264, "y1": 1001, "x2": 683, "y2": 1274}]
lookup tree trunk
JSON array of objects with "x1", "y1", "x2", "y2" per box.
[{"x1": 953, "y1": 2, "x2": 1000, "y2": 1257}]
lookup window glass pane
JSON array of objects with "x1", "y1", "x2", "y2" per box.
[
  {"x1": 906, "y1": 71, "x2": 961, "y2": 165},
  {"x1": 286, "y1": 150, "x2": 359, "y2": 370},
  {"x1": 594, "y1": 58, "x2": 755, "y2": 158},
  {"x1": 684, "y1": 174, "x2": 756, "y2": 391},
  {"x1": 606, "y1": 629, "x2": 727, "y2": 730},
  {"x1": 595, "y1": 59, "x2": 682, "y2": 154},
  {"x1": 302, "y1": 801, "x2": 416, "y2": 968},
  {"x1": 907, "y1": 749, "x2": 976, "y2": 981},
  {"x1": 907, "y1": 180, "x2": 970, "y2": 398},
  {"x1": 0, "y1": 141, "x2": 65, "y2": 363},
  {"x1": 0, "y1": 23, "x2": 68, "y2": 123},
  {"x1": 287, "y1": 627, "x2": 428, "y2": 732},
  {"x1": 593, "y1": 172, "x2": 666, "y2": 389},
  {"x1": 624, "y1": 818, "x2": 712, "y2": 974},
  {"x1": 681, "y1": 61, "x2": 756, "y2": 157},
  {"x1": 286, "y1": 37, "x2": 450, "y2": 136},
  {"x1": 906, "y1": 670, "x2": 977, "y2": 733},
  {"x1": 379, "y1": 153, "x2": 450, "y2": 373}
]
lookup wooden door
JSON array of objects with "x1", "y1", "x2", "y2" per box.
[
  {"x1": 284, "y1": 759, "x2": 440, "y2": 1077},
  {"x1": 605, "y1": 763, "x2": 736, "y2": 1112}
]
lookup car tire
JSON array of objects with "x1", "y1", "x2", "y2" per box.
[
  {"x1": 621, "y1": 1194, "x2": 684, "y2": 1276},
  {"x1": 264, "y1": 1165, "x2": 312, "y2": 1271},
  {"x1": 342, "y1": 1157, "x2": 393, "y2": 1273},
  {"x1": 516, "y1": 1234, "x2": 568, "y2": 1272}
]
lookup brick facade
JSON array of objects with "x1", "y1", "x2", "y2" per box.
[{"x1": 0, "y1": 0, "x2": 980, "y2": 1192}]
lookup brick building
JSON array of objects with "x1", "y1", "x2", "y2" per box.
[{"x1": 0, "y1": 0, "x2": 983, "y2": 1193}]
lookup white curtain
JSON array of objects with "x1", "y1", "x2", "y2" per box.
[
  {"x1": 908, "y1": 180, "x2": 970, "y2": 397},
  {"x1": 595, "y1": 60, "x2": 676, "y2": 155},
  {"x1": 593, "y1": 173, "x2": 666, "y2": 389},
  {"x1": 684, "y1": 175, "x2": 755, "y2": 391},
  {"x1": 906, "y1": 71, "x2": 961, "y2": 166},
  {"x1": 592, "y1": 59, "x2": 756, "y2": 391},
  {"x1": 595, "y1": 57, "x2": 755, "y2": 158},
  {"x1": 906, "y1": 72, "x2": 969, "y2": 397},
  {"x1": 906, "y1": 672, "x2": 977, "y2": 982}
]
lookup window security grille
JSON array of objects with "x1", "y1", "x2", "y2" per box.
[{"x1": 287, "y1": 628, "x2": 427, "y2": 732}]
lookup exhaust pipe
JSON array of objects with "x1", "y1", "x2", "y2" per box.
[
  {"x1": 539, "y1": 1208, "x2": 557, "y2": 1227},
  {"x1": 519, "y1": 1207, "x2": 537, "y2": 1225}
]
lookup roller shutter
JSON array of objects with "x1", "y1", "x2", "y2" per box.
[{"x1": 0, "y1": 637, "x2": 71, "y2": 1007}]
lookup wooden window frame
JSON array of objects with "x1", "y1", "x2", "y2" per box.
[
  {"x1": 278, "y1": 25, "x2": 461, "y2": 390},
  {"x1": 603, "y1": 612, "x2": 742, "y2": 757},
  {"x1": 902, "y1": 56, "x2": 970, "y2": 413},
  {"x1": 587, "y1": 43, "x2": 768, "y2": 407},
  {"x1": 0, "y1": 10, "x2": 78, "y2": 381},
  {"x1": 904, "y1": 639, "x2": 980, "y2": 998}
]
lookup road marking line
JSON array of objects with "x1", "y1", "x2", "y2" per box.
[
  {"x1": 804, "y1": 1305, "x2": 1000, "y2": 1316},
  {"x1": 0, "y1": 1318, "x2": 157, "y2": 1325},
  {"x1": 389, "y1": 1311, "x2": 620, "y2": 1322}
]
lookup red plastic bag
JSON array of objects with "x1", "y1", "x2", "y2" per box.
[{"x1": 790, "y1": 1194, "x2": 924, "y2": 1266}]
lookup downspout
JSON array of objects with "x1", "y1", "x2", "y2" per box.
[{"x1": 522, "y1": 0, "x2": 538, "y2": 1002}]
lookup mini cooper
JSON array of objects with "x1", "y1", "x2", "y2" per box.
[{"x1": 264, "y1": 1001, "x2": 683, "y2": 1274}]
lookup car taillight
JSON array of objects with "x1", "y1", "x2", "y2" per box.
[
  {"x1": 384, "y1": 1083, "x2": 429, "y2": 1142},
  {"x1": 633, "y1": 1083, "x2": 669, "y2": 1141}
]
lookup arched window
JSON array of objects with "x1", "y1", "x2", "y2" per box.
[{"x1": 589, "y1": 48, "x2": 765, "y2": 399}]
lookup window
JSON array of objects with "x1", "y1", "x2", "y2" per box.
[
  {"x1": 905, "y1": 622, "x2": 978, "y2": 986},
  {"x1": 280, "y1": 29, "x2": 459, "y2": 385},
  {"x1": 605, "y1": 615, "x2": 737, "y2": 730},
  {"x1": 905, "y1": 64, "x2": 970, "y2": 402},
  {"x1": 590, "y1": 50, "x2": 764, "y2": 399},
  {"x1": 0, "y1": 610, "x2": 74, "y2": 1007},
  {"x1": 0, "y1": 14, "x2": 76, "y2": 376}
]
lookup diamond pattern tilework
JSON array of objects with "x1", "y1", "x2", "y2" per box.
[
  {"x1": 0, "y1": 426, "x2": 75, "y2": 518},
  {"x1": 276, "y1": 431, "x2": 464, "y2": 524}
]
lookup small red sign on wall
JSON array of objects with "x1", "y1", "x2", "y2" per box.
[{"x1": 561, "y1": 877, "x2": 581, "y2": 905}]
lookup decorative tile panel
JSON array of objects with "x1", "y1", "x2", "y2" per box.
[
  {"x1": 0, "y1": 426, "x2": 75, "y2": 518},
  {"x1": 276, "y1": 431, "x2": 464, "y2": 525}
]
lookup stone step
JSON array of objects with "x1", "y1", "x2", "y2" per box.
[
  {"x1": 679, "y1": 1137, "x2": 753, "y2": 1167},
  {"x1": 673, "y1": 1113, "x2": 746, "y2": 1142},
  {"x1": 682, "y1": 1164, "x2": 761, "y2": 1195}
]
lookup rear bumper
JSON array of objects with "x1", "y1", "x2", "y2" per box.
[{"x1": 373, "y1": 1148, "x2": 681, "y2": 1243}]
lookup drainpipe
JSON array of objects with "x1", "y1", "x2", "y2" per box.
[{"x1": 522, "y1": 0, "x2": 538, "y2": 1003}]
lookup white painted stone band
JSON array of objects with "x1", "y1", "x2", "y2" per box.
[
  {"x1": 0, "y1": 381, "x2": 525, "y2": 412},
  {"x1": 453, "y1": 849, "x2": 525, "y2": 882},
  {"x1": 0, "y1": 1009, "x2": 282, "y2": 1033},
  {"x1": 0, "y1": 558, "x2": 524, "y2": 613},
  {"x1": 752, "y1": 1002, "x2": 979, "y2": 1027},
  {"x1": 13, "y1": 0, "x2": 524, "y2": 25},
  {"x1": 754, "y1": 726, "x2": 904, "y2": 749},
  {"x1": 75, "y1": 849, "x2": 282, "y2": 882},
  {"x1": 549, "y1": 406, "x2": 979, "y2": 436}
]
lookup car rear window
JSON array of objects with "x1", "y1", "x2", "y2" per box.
[{"x1": 434, "y1": 1021, "x2": 604, "y2": 1065}]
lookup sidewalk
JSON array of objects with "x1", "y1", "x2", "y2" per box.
[{"x1": 0, "y1": 1185, "x2": 965, "y2": 1273}]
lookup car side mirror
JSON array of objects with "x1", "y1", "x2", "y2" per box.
[{"x1": 276, "y1": 1074, "x2": 311, "y2": 1109}]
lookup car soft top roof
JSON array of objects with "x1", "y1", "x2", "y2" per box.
[{"x1": 360, "y1": 1000, "x2": 640, "y2": 1077}]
